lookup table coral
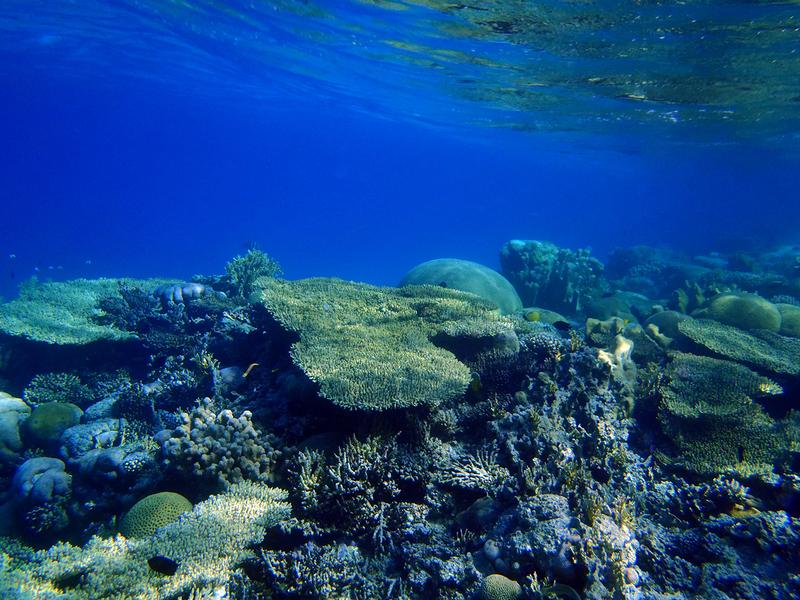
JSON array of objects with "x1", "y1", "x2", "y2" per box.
[{"x1": 256, "y1": 277, "x2": 514, "y2": 411}]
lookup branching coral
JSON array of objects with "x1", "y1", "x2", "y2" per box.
[
  {"x1": 160, "y1": 397, "x2": 280, "y2": 487},
  {"x1": 23, "y1": 372, "x2": 95, "y2": 407},
  {"x1": 225, "y1": 248, "x2": 282, "y2": 302}
]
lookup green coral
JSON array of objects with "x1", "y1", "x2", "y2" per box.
[
  {"x1": 119, "y1": 491, "x2": 192, "y2": 539},
  {"x1": 1, "y1": 482, "x2": 291, "y2": 599},
  {"x1": 257, "y1": 277, "x2": 513, "y2": 411},
  {"x1": 23, "y1": 372, "x2": 94, "y2": 407},
  {"x1": 400, "y1": 258, "x2": 523, "y2": 315},
  {"x1": 225, "y1": 248, "x2": 282, "y2": 302},
  {"x1": 658, "y1": 353, "x2": 788, "y2": 477},
  {"x1": 677, "y1": 318, "x2": 800, "y2": 376},
  {"x1": 700, "y1": 292, "x2": 781, "y2": 332},
  {"x1": 0, "y1": 277, "x2": 173, "y2": 345},
  {"x1": 21, "y1": 402, "x2": 83, "y2": 448}
]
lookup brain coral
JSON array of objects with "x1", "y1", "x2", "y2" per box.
[
  {"x1": 479, "y1": 573, "x2": 522, "y2": 600},
  {"x1": 256, "y1": 277, "x2": 514, "y2": 411},
  {"x1": 400, "y1": 258, "x2": 522, "y2": 315},
  {"x1": 119, "y1": 491, "x2": 192, "y2": 538}
]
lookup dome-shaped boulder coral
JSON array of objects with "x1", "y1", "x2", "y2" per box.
[
  {"x1": 119, "y1": 491, "x2": 192, "y2": 539},
  {"x1": 777, "y1": 303, "x2": 800, "y2": 338},
  {"x1": 700, "y1": 292, "x2": 781, "y2": 332},
  {"x1": 400, "y1": 258, "x2": 522, "y2": 315},
  {"x1": 21, "y1": 402, "x2": 83, "y2": 449}
]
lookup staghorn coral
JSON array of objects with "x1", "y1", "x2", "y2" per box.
[
  {"x1": 287, "y1": 434, "x2": 429, "y2": 552},
  {"x1": 256, "y1": 277, "x2": 514, "y2": 411},
  {"x1": 159, "y1": 397, "x2": 279, "y2": 488},
  {"x1": 1, "y1": 481, "x2": 291, "y2": 599},
  {"x1": 23, "y1": 372, "x2": 95, "y2": 407},
  {"x1": 440, "y1": 447, "x2": 512, "y2": 494},
  {"x1": 257, "y1": 541, "x2": 382, "y2": 598},
  {"x1": 678, "y1": 317, "x2": 800, "y2": 375}
]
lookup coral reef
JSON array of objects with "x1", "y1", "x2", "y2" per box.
[{"x1": 3, "y1": 242, "x2": 800, "y2": 599}]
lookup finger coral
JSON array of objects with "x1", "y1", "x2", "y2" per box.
[{"x1": 159, "y1": 397, "x2": 280, "y2": 487}]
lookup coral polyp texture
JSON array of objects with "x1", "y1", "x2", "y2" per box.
[
  {"x1": 119, "y1": 491, "x2": 193, "y2": 538},
  {"x1": 256, "y1": 277, "x2": 514, "y2": 411}
]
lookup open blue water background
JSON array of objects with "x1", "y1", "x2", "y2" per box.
[{"x1": 1, "y1": 0, "x2": 799, "y2": 299}]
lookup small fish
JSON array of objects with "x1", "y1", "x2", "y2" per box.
[
  {"x1": 148, "y1": 555, "x2": 178, "y2": 576},
  {"x1": 84, "y1": 259, "x2": 92, "y2": 265},
  {"x1": 8, "y1": 254, "x2": 15, "y2": 259},
  {"x1": 47, "y1": 265, "x2": 54, "y2": 270},
  {"x1": 552, "y1": 320, "x2": 572, "y2": 332},
  {"x1": 34, "y1": 266, "x2": 40, "y2": 272}
]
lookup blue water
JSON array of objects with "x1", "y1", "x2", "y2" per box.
[{"x1": 1, "y1": 0, "x2": 799, "y2": 299}]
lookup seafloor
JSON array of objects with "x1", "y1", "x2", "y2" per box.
[{"x1": 0, "y1": 240, "x2": 799, "y2": 599}]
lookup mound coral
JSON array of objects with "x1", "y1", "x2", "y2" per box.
[
  {"x1": 119, "y1": 491, "x2": 192, "y2": 538},
  {"x1": 21, "y1": 402, "x2": 83, "y2": 448},
  {"x1": 479, "y1": 573, "x2": 522, "y2": 600},
  {"x1": 400, "y1": 258, "x2": 522, "y2": 314},
  {"x1": 699, "y1": 292, "x2": 782, "y2": 332},
  {"x1": 257, "y1": 277, "x2": 515, "y2": 411}
]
